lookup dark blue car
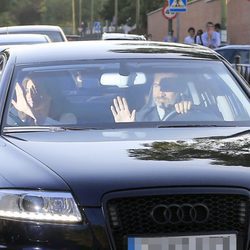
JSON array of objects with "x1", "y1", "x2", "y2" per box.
[{"x1": 0, "y1": 40, "x2": 249, "y2": 249}]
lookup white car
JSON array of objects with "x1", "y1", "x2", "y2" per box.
[{"x1": 0, "y1": 25, "x2": 67, "y2": 42}]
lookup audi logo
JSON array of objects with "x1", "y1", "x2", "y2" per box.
[{"x1": 151, "y1": 203, "x2": 209, "y2": 224}]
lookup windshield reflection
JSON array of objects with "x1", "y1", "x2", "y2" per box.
[{"x1": 128, "y1": 131, "x2": 250, "y2": 167}]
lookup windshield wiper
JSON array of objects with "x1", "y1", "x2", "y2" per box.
[
  {"x1": 158, "y1": 124, "x2": 222, "y2": 128},
  {"x1": 157, "y1": 121, "x2": 242, "y2": 128},
  {"x1": 56, "y1": 126, "x2": 102, "y2": 131},
  {"x1": 3, "y1": 126, "x2": 67, "y2": 133},
  {"x1": 3, "y1": 125, "x2": 103, "y2": 133}
]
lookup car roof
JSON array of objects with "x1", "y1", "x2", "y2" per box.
[
  {"x1": 102, "y1": 32, "x2": 146, "y2": 40},
  {"x1": 0, "y1": 25, "x2": 63, "y2": 33},
  {"x1": 3, "y1": 40, "x2": 219, "y2": 64},
  {"x1": 0, "y1": 33, "x2": 51, "y2": 45}
]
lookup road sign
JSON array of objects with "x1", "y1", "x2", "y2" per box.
[
  {"x1": 169, "y1": 0, "x2": 187, "y2": 12},
  {"x1": 93, "y1": 21, "x2": 101, "y2": 33},
  {"x1": 162, "y1": 1, "x2": 177, "y2": 20}
]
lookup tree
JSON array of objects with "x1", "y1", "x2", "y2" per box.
[
  {"x1": 0, "y1": 0, "x2": 72, "y2": 33},
  {"x1": 11, "y1": 0, "x2": 44, "y2": 25},
  {"x1": 0, "y1": 0, "x2": 165, "y2": 35},
  {"x1": 99, "y1": 0, "x2": 165, "y2": 34},
  {"x1": 40, "y1": 0, "x2": 72, "y2": 31}
]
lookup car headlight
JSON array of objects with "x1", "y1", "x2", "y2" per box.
[{"x1": 0, "y1": 190, "x2": 82, "y2": 223}]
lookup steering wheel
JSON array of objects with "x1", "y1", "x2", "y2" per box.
[
  {"x1": 162, "y1": 105, "x2": 216, "y2": 121},
  {"x1": 162, "y1": 109, "x2": 178, "y2": 121}
]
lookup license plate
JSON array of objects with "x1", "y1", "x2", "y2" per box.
[{"x1": 128, "y1": 234, "x2": 236, "y2": 250}]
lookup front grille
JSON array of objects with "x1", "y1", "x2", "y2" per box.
[{"x1": 105, "y1": 193, "x2": 249, "y2": 250}]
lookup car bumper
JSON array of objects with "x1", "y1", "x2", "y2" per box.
[
  {"x1": 0, "y1": 187, "x2": 249, "y2": 250},
  {"x1": 0, "y1": 208, "x2": 110, "y2": 249}
]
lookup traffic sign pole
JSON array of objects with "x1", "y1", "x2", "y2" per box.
[
  {"x1": 168, "y1": 19, "x2": 173, "y2": 42},
  {"x1": 162, "y1": 3, "x2": 177, "y2": 20},
  {"x1": 162, "y1": 0, "x2": 176, "y2": 42}
]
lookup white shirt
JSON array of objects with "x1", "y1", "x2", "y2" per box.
[
  {"x1": 184, "y1": 35, "x2": 195, "y2": 44},
  {"x1": 157, "y1": 106, "x2": 166, "y2": 120}
]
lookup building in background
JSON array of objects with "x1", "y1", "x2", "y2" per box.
[{"x1": 147, "y1": 0, "x2": 250, "y2": 45}]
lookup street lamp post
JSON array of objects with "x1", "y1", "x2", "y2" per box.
[
  {"x1": 136, "y1": 0, "x2": 140, "y2": 34},
  {"x1": 72, "y1": 0, "x2": 76, "y2": 34},
  {"x1": 114, "y1": 0, "x2": 118, "y2": 32},
  {"x1": 220, "y1": 0, "x2": 227, "y2": 43},
  {"x1": 79, "y1": 0, "x2": 82, "y2": 26},
  {"x1": 90, "y1": 0, "x2": 94, "y2": 34},
  {"x1": 221, "y1": 0, "x2": 227, "y2": 30}
]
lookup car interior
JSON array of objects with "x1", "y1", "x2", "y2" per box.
[{"x1": 6, "y1": 59, "x2": 250, "y2": 127}]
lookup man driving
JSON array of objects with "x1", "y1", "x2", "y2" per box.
[{"x1": 111, "y1": 74, "x2": 192, "y2": 122}]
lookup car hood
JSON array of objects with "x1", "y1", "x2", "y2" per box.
[{"x1": 4, "y1": 127, "x2": 250, "y2": 206}]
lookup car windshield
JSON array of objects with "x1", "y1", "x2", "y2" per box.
[
  {"x1": 11, "y1": 30, "x2": 64, "y2": 42},
  {"x1": 4, "y1": 59, "x2": 250, "y2": 129}
]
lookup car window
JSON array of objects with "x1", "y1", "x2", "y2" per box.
[
  {"x1": 217, "y1": 49, "x2": 250, "y2": 64},
  {"x1": 235, "y1": 50, "x2": 250, "y2": 64},
  {"x1": 10, "y1": 30, "x2": 65, "y2": 42},
  {"x1": 41, "y1": 31, "x2": 65, "y2": 42},
  {"x1": 4, "y1": 59, "x2": 250, "y2": 128},
  {"x1": 0, "y1": 53, "x2": 8, "y2": 81},
  {"x1": 216, "y1": 49, "x2": 234, "y2": 63}
]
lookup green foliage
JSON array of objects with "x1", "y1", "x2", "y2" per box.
[
  {"x1": 0, "y1": 0, "x2": 69, "y2": 27},
  {"x1": 99, "y1": 0, "x2": 165, "y2": 33},
  {"x1": 0, "y1": 0, "x2": 44, "y2": 25},
  {"x1": 0, "y1": 0, "x2": 166, "y2": 34},
  {"x1": 41, "y1": 0, "x2": 72, "y2": 27},
  {"x1": 13, "y1": 0, "x2": 43, "y2": 25}
]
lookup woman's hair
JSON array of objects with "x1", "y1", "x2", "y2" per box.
[
  {"x1": 22, "y1": 75, "x2": 50, "y2": 110},
  {"x1": 197, "y1": 29, "x2": 203, "y2": 36},
  {"x1": 188, "y1": 27, "x2": 195, "y2": 33}
]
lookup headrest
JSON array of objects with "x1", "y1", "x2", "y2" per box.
[{"x1": 159, "y1": 76, "x2": 185, "y2": 92}]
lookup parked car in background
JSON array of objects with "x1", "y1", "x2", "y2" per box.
[
  {"x1": 0, "y1": 25, "x2": 67, "y2": 42},
  {"x1": 0, "y1": 33, "x2": 51, "y2": 45},
  {"x1": 102, "y1": 32, "x2": 146, "y2": 40},
  {"x1": 0, "y1": 41, "x2": 249, "y2": 249},
  {"x1": 215, "y1": 45, "x2": 250, "y2": 84},
  {"x1": 66, "y1": 34, "x2": 82, "y2": 41},
  {"x1": 215, "y1": 45, "x2": 250, "y2": 64}
]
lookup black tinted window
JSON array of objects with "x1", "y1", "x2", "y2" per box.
[{"x1": 217, "y1": 49, "x2": 250, "y2": 64}]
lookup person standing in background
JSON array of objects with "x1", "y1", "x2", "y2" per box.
[
  {"x1": 215, "y1": 23, "x2": 221, "y2": 34},
  {"x1": 194, "y1": 29, "x2": 203, "y2": 45},
  {"x1": 201, "y1": 21, "x2": 220, "y2": 49},
  {"x1": 215, "y1": 23, "x2": 221, "y2": 40},
  {"x1": 184, "y1": 27, "x2": 195, "y2": 44},
  {"x1": 163, "y1": 30, "x2": 178, "y2": 43}
]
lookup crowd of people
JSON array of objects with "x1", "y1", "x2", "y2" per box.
[
  {"x1": 163, "y1": 21, "x2": 221, "y2": 49},
  {"x1": 183, "y1": 21, "x2": 221, "y2": 48}
]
